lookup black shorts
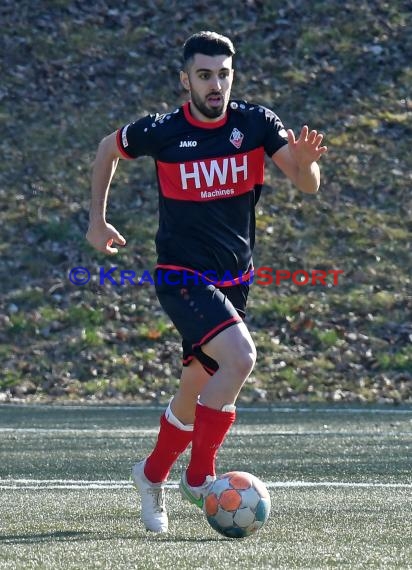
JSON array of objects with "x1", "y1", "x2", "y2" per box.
[{"x1": 154, "y1": 269, "x2": 249, "y2": 374}]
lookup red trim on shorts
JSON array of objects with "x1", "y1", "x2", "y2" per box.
[
  {"x1": 183, "y1": 355, "x2": 194, "y2": 366},
  {"x1": 116, "y1": 129, "x2": 134, "y2": 159},
  {"x1": 202, "y1": 364, "x2": 217, "y2": 376},
  {"x1": 182, "y1": 355, "x2": 215, "y2": 375},
  {"x1": 156, "y1": 264, "x2": 253, "y2": 287},
  {"x1": 183, "y1": 102, "x2": 228, "y2": 129},
  {"x1": 193, "y1": 316, "x2": 241, "y2": 349}
]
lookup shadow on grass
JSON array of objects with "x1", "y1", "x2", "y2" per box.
[
  {"x1": 0, "y1": 531, "x2": 95, "y2": 544},
  {"x1": 0, "y1": 531, "x2": 227, "y2": 545},
  {"x1": 156, "y1": 536, "x2": 227, "y2": 543},
  {"x1": 0, "y1": 530, "x2": 135, "y2": 544}
]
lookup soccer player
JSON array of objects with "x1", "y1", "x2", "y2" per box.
[{"x1": 86, "y1": 31, "x2": 327, "y2": 533}]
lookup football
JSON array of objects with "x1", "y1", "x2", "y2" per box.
[{"x1": 203, "y1": 471, "x2": 271, "y2": 538}]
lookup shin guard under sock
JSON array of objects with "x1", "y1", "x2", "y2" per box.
[
  {"x1": 144, "y1": 411, "x2": 193, "y2": 483},
  {"x1": 186, "y1": 402, "x2": 236, "y2": 487}
]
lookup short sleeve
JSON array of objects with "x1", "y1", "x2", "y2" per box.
[
  {"x1": 259, "y1": 106, "x2": 289, "y2": 157},
  {"x1": 116, "y1": 114, "x2": 157, "y2": 159}
]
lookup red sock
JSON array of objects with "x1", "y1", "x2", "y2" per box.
[
  {"x1": 144, "y1": 413, "x2": 192, "y2": 483},
  {"x1": 186, "y1": 403, "x2": 236, "y2": 486}
]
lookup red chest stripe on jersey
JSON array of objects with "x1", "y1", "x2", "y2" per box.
[{"x1": 156, "y1": 147, "x2": 265, "y2": 201}]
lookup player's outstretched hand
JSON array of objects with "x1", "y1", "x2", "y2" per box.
[
  {"x1": 287, "y1": 125, "x2": 328, "y2": 166},
  {"x1": 86, "y1": 221, "x2": 126, "y2": 255}
]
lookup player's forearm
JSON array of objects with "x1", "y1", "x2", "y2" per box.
[
  {"x1": 295, "y1": 161, "x2": 320, "y2": 194},
  {"x1": 89, "y1": 138, "x2": 119, "y2": 224}
]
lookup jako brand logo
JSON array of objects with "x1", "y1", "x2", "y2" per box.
[{"x1": 179, "y1": 140, "x2": 198, "y2": 147}]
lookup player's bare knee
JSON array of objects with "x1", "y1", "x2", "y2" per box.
[
  {"x1": 237, "y1": 350, "x2": 256, "y2": 378},
  {"x1": 221, "y1": 340, "x2": 256, "y2": 378}
]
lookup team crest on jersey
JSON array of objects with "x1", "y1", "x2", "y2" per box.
[{"x1": 229, "y1": 128, "x2": 244, "y2": 149}]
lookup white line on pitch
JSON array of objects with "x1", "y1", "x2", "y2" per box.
[
  {"x1": 1, "y1": 480, "x2": 411, "y2": 490},
  {"x1": 1, "y1": 428, "x2": 410, "y2": 437},
  {"x1": 1, "y1": 404, "x2": 411, "y2": 414},
  {"x1": 0, "y1": 428, "x2": 158, "y2": 435}
]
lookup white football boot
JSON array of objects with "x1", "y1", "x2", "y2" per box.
[
  {"x1": 179, "y1": 470, "x2": 216, "y2": 509},
  {"x1": 131, "y1": 459, "x2": 168, "y2": 533}
]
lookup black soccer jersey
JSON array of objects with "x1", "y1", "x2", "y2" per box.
[{"x1": 116, "y1": 100, "x2": 288, "y2": 282}]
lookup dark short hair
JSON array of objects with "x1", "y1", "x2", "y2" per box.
[{"x1": 183, "y1": 31, "x2": 235, "y2": 67}]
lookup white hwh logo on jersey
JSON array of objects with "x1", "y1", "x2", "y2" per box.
[{"x1": 179, "y1": 155, "x2": 248, "y2": 190}]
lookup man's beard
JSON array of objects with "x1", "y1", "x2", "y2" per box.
[{"x1": 190, "y1": 90, "x2": 225, "y2": 119}]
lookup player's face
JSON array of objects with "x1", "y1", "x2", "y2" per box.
[{"x1": 180, "y1": 54, "x2": 234, "y2": 122}]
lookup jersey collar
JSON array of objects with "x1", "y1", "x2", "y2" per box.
[{"x1": 183, "y1": 101, "x2": 228, "y2": 129}]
